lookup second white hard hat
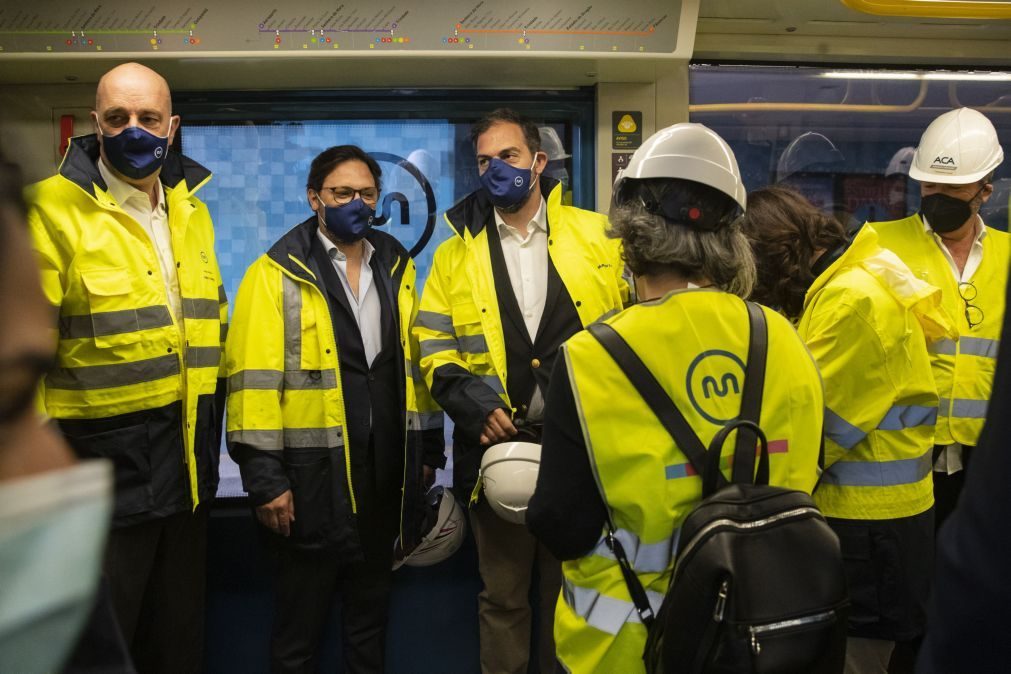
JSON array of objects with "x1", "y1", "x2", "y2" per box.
[
  {"x1": 480, "y1": 441, "x2": 541, "y2": 524},
  {"x1": 909, "y1": 108, "x2": 1004, "y2": 184},
  {"x1": 614, "y1": 122, "x2": 746, "y2": 212}
]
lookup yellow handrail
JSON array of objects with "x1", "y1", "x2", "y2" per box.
[
  {"x1": 689, "y1": 80, "x2": 928, "y2": 114},
  {"x1": 842, "y1": 0, "x2": 1011, "y2": 20}
]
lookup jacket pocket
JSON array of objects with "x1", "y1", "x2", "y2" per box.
[
  {"x1": 284, "y1": 446, "x2": 332, "y2": 540},
  {"x1": 80, "y1": 267, "x2": 143, "y2": 349},
  {"x1": 65, "y1": 423, "x2": 154, "y2": 519}
]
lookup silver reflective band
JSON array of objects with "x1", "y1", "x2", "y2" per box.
[
  {"x1": 959, "y1": 337, "x2": 999, "y2": 359},
  {"x1": 47, "y1": 354, "x2": 180, "y2": 390},
  {"x1": 482, "y1": 374, "x2": 505, "y2": 395},
  {"x1": 59, "y1": 305, "x2": 173, "y2": 339},
  {"x1": 420, "y1": 338, "x2": 459, "y2": 358},
  {"x1": 562, "y1": 580, "x2": 664, "y2": 636},
  {"x1": 226, "y1": 426, "x2": 344, "y2": 451},
  {"x1": 405, "y1": 359, "x2": 424, "y2": 383},
  {"x1": 929, "y1": 339, "x2": 957, "y2": 356},
  {"x1": 939, "y1": 397, "x2": 988, "y2": 419},
  {"x1": 876, "y1": 405, "x2": 937, "y2": 431},
  {"x1": 406, "y1": 410, "x2": 444, "y2": 431},
  {"x1": 457, "y1": 334, "x2": 489, "y2": 354},
  {"x1": 181, "y1": 298, "x2": 220, "y2": 320},
  {"x1": 415, "y1": 311, "x2": 455, "y2": 335},
  {"x1": 218, "y1": 284, "x2": 228, "y2": 304},
  {"x1": 220, "y1": 323, "x2": 229, "y2": 342},
  {"x1": 820, "y1": 449, "x2": 932, "y2": 487},
  {"x1": 282, "y1": 276, "x2": 303, "y2": 371},
  {"x1": 284, "y1": 369, "x2": 338, "y2": 390},
  {"x1": 824, "y1": 408, "x2": 865, "y2": 450},
  {"x1": 591, "y1": 528, "x2": 675, "y2": 574},
  {"x1": 229, "y1": 369, "x2": 283, "y2": 392},
  {"x1": 186, "y1": 346, "x2": 221, "y2": 368}
]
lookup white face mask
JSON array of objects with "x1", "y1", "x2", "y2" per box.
[{"x1": 0, "y1": 460, "x2": 113, "y2": 673}]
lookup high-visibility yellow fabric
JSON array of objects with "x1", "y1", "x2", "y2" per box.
[
  {"x1": 414, "y1": 182, "x2": 627, "y2": 413},
  {"x1": 26, "y1": 135, "x2": 226, "y2": 510},
  {"x1": 874, "y1": 213, "x2": 1009, "y2": 446},
  {"x1": 801, "y1": 225, "x2": 955, "y2": 520},
  {"x1": 556, "y1": 290, "x2": 824, "y2": 673},
  {"x1": 225, "y1": 229, "x2": 440, "y2": 529}
]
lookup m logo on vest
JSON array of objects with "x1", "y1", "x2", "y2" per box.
[{"x1": 686, "y1": 349, "x2": 746, "y2": 424}]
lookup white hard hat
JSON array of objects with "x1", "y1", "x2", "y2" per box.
[
  {"x1": 538, "y1": 127, "x2": 571, "y2": 161},
  {"x1": 393, "y1": 486, "x2": 466, "y2": 569},
  {"x1": 909, "y1": 108, "x2": 1004, "y2": 184},
  {"x1": 615, "y1": 123, "x2": 746, "y2": 211},
  {"x1": 886, "y1": 146, "x2": 916, "y2": 176},
  {"x1": 480, "y1": 441, "x2": 541, "y2": 524},
  {"x1": 776, "y1": 132, "x2": 845, "y2": 182}
]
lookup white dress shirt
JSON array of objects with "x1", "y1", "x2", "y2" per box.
[
  {"x1": 316, "y1": 229, "x2": 382, "y2": 368},
  {"x1": 494, "y1": 197, "x2": 549, "y2": 419},
  {"x1": 99, "y1": 159, "x2": 182, "y2": 322},
  {"x1": 922, "y1": 215, "x2": 987, "y2": 473}
]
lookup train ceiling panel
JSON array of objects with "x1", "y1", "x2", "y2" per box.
[{"x1": 0, "y1": 1, "x2": 683, "y2": 55}]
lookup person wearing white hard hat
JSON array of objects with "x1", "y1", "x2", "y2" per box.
[
  {"x1": 527, "y1": 123, "x2": 824, "y2": 673},
  {"x1": 414, "y1": 108, "x2": 627, "y2": 674},
  {"x1": 538, "y1": 126, "x2": 573, "y2": 204},
  {"x1": 872, "y1": 108, "x2": 1009, "y2": 532}
]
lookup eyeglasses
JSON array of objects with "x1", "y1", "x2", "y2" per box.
[
  {"x1": 958, "y1": 281, "x2": 984, "y2": 329},
  {"x1": 318, "y1": 186, "x2": 379, "y2": 205}
]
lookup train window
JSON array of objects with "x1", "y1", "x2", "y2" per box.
[
  {"x1": 175, "y1": 90, "x2": 594, "y2": 497},
  {"x1": 689, "y1": 64, "x2": 1011, "y2": 231}
]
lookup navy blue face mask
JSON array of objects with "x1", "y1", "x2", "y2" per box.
[
  {"x1": 99, "y1": 122, "x2": 172, "y2": 180},
  {"x1": 317, "y1": 197, "x2": 375, "y2": 243},
  {"x1": 479, "y1": 156, "x2": 538, "y2": 211}
]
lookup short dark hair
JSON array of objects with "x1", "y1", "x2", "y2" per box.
[
  {"x1": 469, "y1": 108, "x2": 541, "y2": 155},
  {"x1": 306, "y1": 145, "x2": 382, "y2": 193},
  {"x1": 742, "y1": 185, "x2": 848, "y2": 320}
]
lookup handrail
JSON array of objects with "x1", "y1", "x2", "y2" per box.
[
  {"x1": 689, "y1": 79, "x2": 928, "y2": 113},
  {"x1": 842, "y1": 0, "x2": 1011, "y2": 20}
]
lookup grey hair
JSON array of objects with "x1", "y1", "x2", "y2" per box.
[{"x1": 609, "y1": 203, "x2": 757, "y2": 299}]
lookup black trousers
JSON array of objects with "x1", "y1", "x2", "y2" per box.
[
  {"x1": 269, "y1": 548, "x2": 394, "y2": 674},
  {"x1": 932, "y1": 445, "x2": 973, "y2": 532},
  {"x1": 103, "y1": 508, "x2": 209, "y2": 674}
]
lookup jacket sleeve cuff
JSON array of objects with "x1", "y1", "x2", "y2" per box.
[
  {"x1": 228, "y1": 444, "x2": 290, "y2": 507},
  {"x1": 421, "y1": 428, "x2": 448, "y2": 469}
]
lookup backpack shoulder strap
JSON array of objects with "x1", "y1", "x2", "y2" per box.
[
  {"x1": 587, "y1": 321, "x2": 721, "y2": 487},
  {"x1": 731, "y1": 301, "x2": 770, "y2": 485}
]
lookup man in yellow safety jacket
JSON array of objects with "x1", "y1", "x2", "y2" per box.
[
  {"x1": 745, "y1": 185, "x2": 956, "y2": 673},
  {"x1": 25, "y1": 62, "x2": 227, "y2": 674},
  {"x1": 414, "y1": 108, "x2": 626, "y2": 674},
  {"x1": 872, "y1": 107, "x2": 1008, "y2": 529},
  {"x1": 527, "y1": 124, "x2": 824, "y2": 673}
]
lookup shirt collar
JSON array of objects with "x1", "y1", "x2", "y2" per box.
[
  {"x1": 494, "y1": 196, "x2": 547, "y2": 237},
  {"x1": 98, "y1": 157, "x2": 165, "y2": 213},
  {"x1": 316, "y1": 226, "x2": 375, "y2": 264},
  {"x1": 922, "y1": 213, "x2": 987, "y2": 244}
]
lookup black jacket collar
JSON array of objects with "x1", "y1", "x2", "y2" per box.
[{"x1": 59, "y1": 134, "x2": 211, "y2": 200}]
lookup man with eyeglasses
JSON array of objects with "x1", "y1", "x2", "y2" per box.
[
  {"x1": 225, "y1": 145, "x2": 443, "y2": 672},
  {"x1": 873, "y1": 108, "x2": 1009, "y2": 530}
]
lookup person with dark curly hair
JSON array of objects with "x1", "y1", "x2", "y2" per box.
[{"x1": 743, "y1": 185, "x2": 955, "y2": 674}]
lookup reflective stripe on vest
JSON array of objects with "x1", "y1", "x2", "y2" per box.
[
  {"x1": 419, "y1": 334, "x2": 489, "y2": 358},
  {"x1": 415, "y1": 310, "x2": 455, "y2": 334},
  {"x1": 182, "y1": 298, "x2": 220, "y2": 320},
  {"x1": 407, "y1": 410, "x2": 443, "y2": 431},
  {"x1": 589, "y1": 528, "x2": 679, "y2": 574},
  {"x1": 825, "y1": 405, "x2": 937, "y2": 450},
  {"x1": 821, "y1": 449, "x2": 933, "y2": 487},
  {"x1": 226, "y1": 426, "x2": 344, "y2": 451},
  {"x1": 59, "y1": 305, "x2": 173, "y2": 339},
  {"x1": 282, "y1": 276, "x2": 302, "y2": 370},
  {"x1": 940, "y1": 397, "x2": 988, "y2": 419},
  {"x1": 48, "y1": 354, "x2": 180, "y2": 390},
  {"x1": 931, "y1": 337, "x2": 999, "y2": 359},
  {"x1": 186, "y1": 346, "x2": 221, "y2": 368},
  {"x1": 562, "y1": 580, "x2": 665, "y2": 636}
]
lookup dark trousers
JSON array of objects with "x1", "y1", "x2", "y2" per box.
[
  {"x1": 932, "y1": 445, "x2": 973, "y2": 532},
  {"x1": 104, "y1": 508, "x2": 209, "y2": 674},
  {"x1": 269, "y1": 548, "x2": 394, "y2": 674}
]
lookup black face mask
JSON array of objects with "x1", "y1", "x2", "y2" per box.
[{"x1": 920, "y1": 186, "x2": 984, "y2": 234}]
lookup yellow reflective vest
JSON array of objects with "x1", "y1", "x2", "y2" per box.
[
  {"x1": 801, "y1": 225, "x2": 955, "y2": 520},
  {"x1": 414, "y1": 180, "x2": 627, "y2": 495},
  {"x1": 225, "y1": 220, "x2": 442, "y2": 554},
  {"x1": 874, "y1": 213, "x2": 1010, "y2": 447},
  {"x1": 26, "y1": 135, "x2": 226, "y2": 525},
  {"x1": 556, "y1": 290, "x2": 824, "y2": 673}
]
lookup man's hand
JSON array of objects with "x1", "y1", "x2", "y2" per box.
[
  {"x1": 480, "y1": 408, "x2": 517, "y2": 445},
  {"x1": 256, "y1": 489, "x2": 295, "y2": 537}
]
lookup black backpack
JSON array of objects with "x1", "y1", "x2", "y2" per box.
[{"x1": 588, "y1": 301, "x2": 847, "y2": 674}]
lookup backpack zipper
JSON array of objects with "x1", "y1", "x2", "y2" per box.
[
  {"x1": 748, "y1": 610, "x2": 836, "y2": 655},
  {"x1": 673, "y1": 507, "x2": 822, "y2": 580}
]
